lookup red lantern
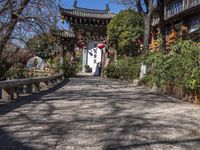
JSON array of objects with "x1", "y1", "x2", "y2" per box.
[
  {"x1": 97, "y1": 43, "x2": 105, "y2": 49},
  {"x1": 77, "y1": 40, "x2": 84, "y2": 49}
]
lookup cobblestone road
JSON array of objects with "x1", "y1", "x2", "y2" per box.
[{"x1": 0, "y1": 76, "x2": 200, "y2": 150}]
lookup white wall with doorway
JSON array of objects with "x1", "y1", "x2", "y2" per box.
[{"x1": 86, "y1": 41, "x2": 102, "y2": 75}]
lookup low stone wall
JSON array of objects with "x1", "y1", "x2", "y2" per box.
[
  {"x1": 0, "y1": 73, "x2": 64, "y2": 100},
  {"x1": 162, "y1": 83, "x2": 200, "y2": 104},
  {"x1": 163, "y1": 84, "x2": 184, "y2": 99}
]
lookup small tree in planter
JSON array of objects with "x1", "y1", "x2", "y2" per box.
[{"x1": 84, "y1": 65, "x2": 92, "y2": 73}]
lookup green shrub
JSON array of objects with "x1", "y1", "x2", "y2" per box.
[
  {"x1": 143, "y1": 40, "x2": 200, "y2": 92},
  {"x1": 105, "y1": 40, "x2": 200, "y2": 93},
  {"x1": 5, "y1": 69, "x2": 28, "y2": 79},
  {"x1": 46, "y1": 56, "x2": 60, "y2": 72},
  {"x1": 104, "y1": 63, "x2": 120, "y2": 79},
  {"x1": 62, "y1": 61, "x2": 79, "y2": 77},
  {"x1": 84, "y1": 65, "x2": 92, "y2": 73},
  {"x1": 104, "y1": 56, "x2": 143, "y2": 81}
]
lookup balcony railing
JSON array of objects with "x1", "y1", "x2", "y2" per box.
[{"x1": 165, "y1": 0, "x2": 200, "y2": 19}]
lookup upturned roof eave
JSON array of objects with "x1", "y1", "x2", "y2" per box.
[{"x1": 59, "y1": 6, "x2": 115, "y2": 20}]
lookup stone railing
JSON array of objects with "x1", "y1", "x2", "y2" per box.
[{"x1": 0, "y1": 73, "x2": 64, "y2": 100}]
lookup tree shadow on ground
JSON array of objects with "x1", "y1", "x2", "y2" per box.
[
  {"x1": 0, "y1": 76, "x2": 200, "y2": 149},
  {"x1": 0, "y1": 128, "x2": 35, "y2": 150},
  {"x1": 0, "y1": 79, "x2": 70, "y2": 115}
]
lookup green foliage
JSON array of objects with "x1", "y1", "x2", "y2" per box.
[
  {"x1": 1, "y1": 60, "x2": 30, "y2": 80},
  {"x1": 75, "y1": 53, "x2": 83, "y2": 72},
  {"x1": 107, "y1": 9, "x2": 144, "y2": 56},
  {"x1": 5, "y1": 69, "x2": 28, "y2": 79},
  {"x1": 84, "y1": 65, "x2": 92, "y2": 73},
  {"x1": 104, "y1": 63, "x2": 120, "y2": 79},
  {"x1": 45, "y1": 56, "x2": 60, "y2": 73},
  {"x1": 0, "y1": 68, "x2": 7, "y2": 80},
  {"x1": 26, "y1": 33, "x2": 56, "y2": 59},
  {"x1": 62, "y1": 61, "x2": 79, "y2": 77},
  {"x1": 143, "y1": 40, "x2": 200, "y2": 91},
  {"x1": 105, "y1": 40, "x2": 200, "y2": 92},
  {"x1": 34, "y1": 59, "x2": 38, "y2": 66},
  {"x1": 104, "y1": 56, "x2": 143, "y2": 81},
  {"x1": 141, "y1": 73, "x2": 155, "y2": 87},
  {"x1": 46, "y1": 56, "x2": 60, "y2": 68}
]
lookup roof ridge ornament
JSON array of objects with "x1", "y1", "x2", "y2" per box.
[
  {"x1": 106, "y1": 3, "x2": 110, "y2": 12},
  {"x1": 73, "y1": 0, "x2": 78, "y2": 9}
]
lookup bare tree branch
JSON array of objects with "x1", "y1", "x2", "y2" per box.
[
  {"x1": 0, "y1": 0, "x2": 30, "y2": 61},
  {"x1": 136, "y1": 0, "x2": 145, "y2": 16},
  {"x1": 0, "y1": 0, "x2": 58, "y2": 62}
]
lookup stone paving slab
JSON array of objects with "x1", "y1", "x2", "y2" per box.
[{"x1": 0, "y1": 77, "x2": 200, "y2": 150}]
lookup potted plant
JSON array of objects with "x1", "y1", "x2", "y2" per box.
[{"x1": 84, "y1": 65, "x2": 92, "y2": 73}]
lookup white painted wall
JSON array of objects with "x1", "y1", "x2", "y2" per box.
[{"x1": 86, "y1": 41, "x2": 102, "y2": 75}]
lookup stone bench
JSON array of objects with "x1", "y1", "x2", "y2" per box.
[{"x1": 0, "y1": 73, "x2": 64, "y2": 100}]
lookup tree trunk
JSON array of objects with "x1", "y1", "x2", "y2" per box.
[
  {"x1": 101, "y1": 49, "x2": 106, "y2": 77},
  {"x1": 60, "y1": 45, "x2": 66, "y2": 73},
  {"x1": 143, "y1": 14, "x2": 151, "y2": 52},
  {"x1": 158, "y1": 0, "x2": 166, "y2": 50},
  {"x1": 0, "y1": 0, "x2": 30, "y2": 62}
]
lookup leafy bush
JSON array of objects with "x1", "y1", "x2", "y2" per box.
[
  {"x1": 5, "y1": 69, "x2": 28, "y2": 79},
  {"x1": 84, "y1": 65, "x2": 92, "y2": 73},
  {"x1": 143, "y1": 40, "x2": 200, "y2": 92},
  {"x1": 105, "y1": 39, "x2": 200, "y2": 95},
  {"x1": 46, "y1": 56, "x2": 60, "y2": 71},
  {"x1": 104, "y1": 56, "x2": 143, "y2": 81},
  {"x1": 104, "y1": 63, "x2": 120, "y2": 79},
  {"x1": 62, "y1": 61, "x2": 79, "y2": 77}
]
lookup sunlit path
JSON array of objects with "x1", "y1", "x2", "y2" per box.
[{"x1": 0, "y1": 76, "x2": 200, "y2": 150}]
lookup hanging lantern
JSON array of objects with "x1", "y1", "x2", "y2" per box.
[
  {"x1": 77, "y1": 40, "x2": 84, "y2": 49},
  {"x1": 97, "y1": 43, "x2": 105, "y2": 49}
]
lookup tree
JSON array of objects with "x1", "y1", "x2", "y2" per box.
[
  {"x1": 0, "y1": 42, "x2": 33, "y2": 80},
  {"x1": 0, "y1": 0, "x2": 58, "y2": 62},
  {"x1": 157, "y1": 0, "x2": 165, "y2": 49},
  {"x1": 110, "y1": 0, "x2": 157, "y2": 52},
  {"x1": 107, "y1": 9, "x2": 143, "y2": 56},
  {"x1": 0, "y1": 0, "x2": 59, "y2": 79},
  {"x1": 26, "y1": 33, "x2": 57, "y2": 59}
]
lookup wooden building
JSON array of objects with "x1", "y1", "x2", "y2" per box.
[
  {"x1": 59, "y1": 3, "x2": 114, "y2": 74},
  {"x1": 150, "y1": 0, "x2": 200, "y2": 51}
]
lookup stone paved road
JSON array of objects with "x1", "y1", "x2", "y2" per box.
[{"x1": 0, "y1": 76, "x2": 200, "y2": 150}]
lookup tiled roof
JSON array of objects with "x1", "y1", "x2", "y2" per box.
[
  {"x1": 52, "y1": 30, "x2": 76, "y2": 38},
  {"x1": 60, "y1": 6, "x2": 115, "y2": 19}
]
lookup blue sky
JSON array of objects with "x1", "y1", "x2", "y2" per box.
[
  {"x1": 59, "y1": 0, "x2": 123, "y2": 13},
  {"x1": 59, "y1": 0, "x2": 158, "y2": 12}
]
